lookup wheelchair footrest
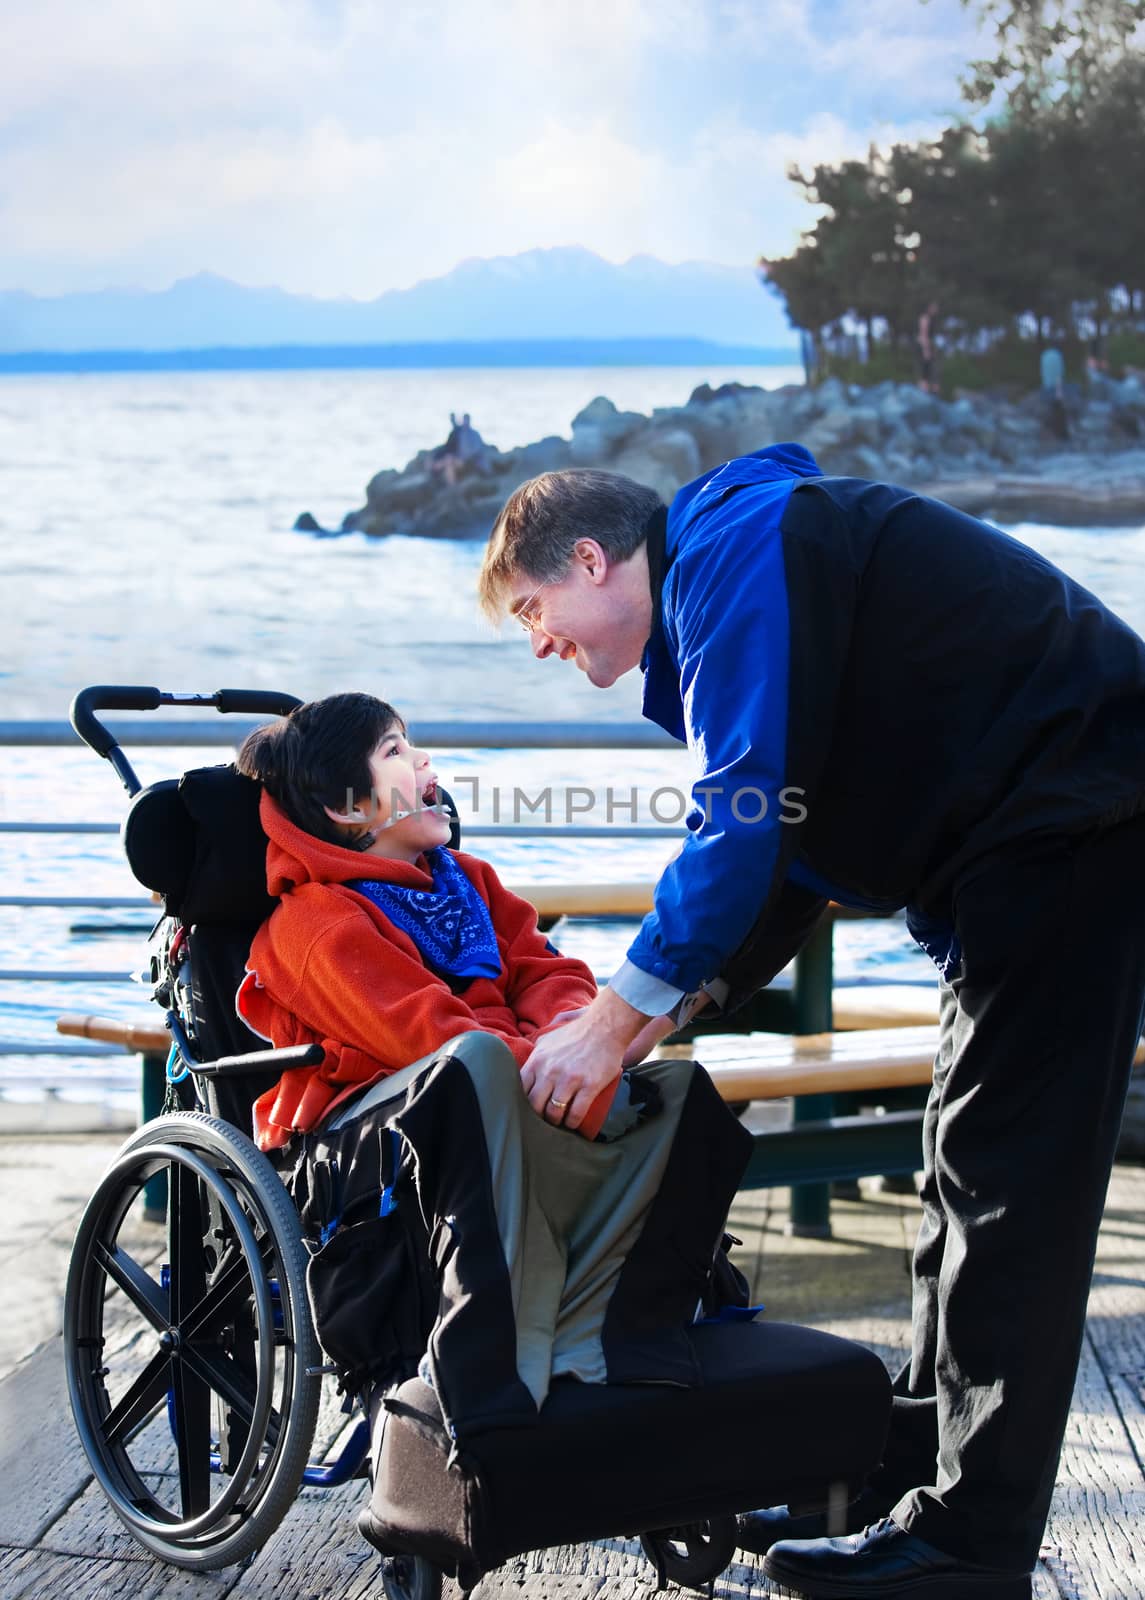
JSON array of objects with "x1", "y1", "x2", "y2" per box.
[{"x1": 365, "y1": 1319, "x2": 891, "y2": 1589}]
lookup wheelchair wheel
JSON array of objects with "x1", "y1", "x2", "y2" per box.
[
  {"x1": 640, "y1": 1515, "x2": 738, "y2": 1590},
  {"x1": 64, "y1": 1112, "x2": 322, "y2": 1569},
  {"x1": 381, "y1": 1553, "x2": 443, "y2": 1600}
]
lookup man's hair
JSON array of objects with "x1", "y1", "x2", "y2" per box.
[
  {"x1": 478, "y1": 469, "x2": 663, "y2": 620},
  {"x1": 236, "y1": 692, "x2": 401, "y2": 844}
]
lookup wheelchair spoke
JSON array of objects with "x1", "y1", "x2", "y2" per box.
[
  {"x1": 171, "y1": 1355, "x2": 213, "y2": 1518},
  {"x1": 95, "y1": 1242, "x2": 170, "y2": 1333},
  {"x1": 101, "y1": 1350, "x2": 172, "y2": 1447},
  {"x1": 179, "y1": 1342, "x2": 282, "y2": 1445},
  {"x1": 167, "y1": 1160, "x2": 214, "y2": 1517},
  {"x1": 181, "y1": 1233, "x2": 275, "y2": 1344},
  {"x1": 168, "y1": 1161, "x2": 208, "y2": 1324}
]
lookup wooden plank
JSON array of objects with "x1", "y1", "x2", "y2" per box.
[
  {"x1": 0, "y1": 1340, "x2": 94, "y2": 1547},
  {"x1": 833, "y1": 986, "x2": 939, "y2": 1030},
  {"x1": 470, "y1": 1542, "x2": 771, "y2": 1600},
  {"x1": 0, "y1": 1524, "x2": 238, "y2": 1599},
  {"x1": 0, "y1": 1133, "x2": 128, "y2": 1379},
  {"x1": 693, "y1": 1026, "x2": 940, "y2": 1102},
  {"x1": 1042, "y1": 1164, "x2": 1145, "y2": 1598},
  {"x1": 0, "y1": 1547, "x2": 168, "y2": 1600},
  {"x1": 224, "y1": 1431, "x2": 378, "y2": 1600},
  {"x1": 697, "y1": 1031, "x2": 1145, "y2": 1105},
  {"x1": 506, "y1": 882, "x2": 654, "y2": 919},
  {"x1": 1039, "y1": 1336, "x2": 1145, "y2": 1597}
]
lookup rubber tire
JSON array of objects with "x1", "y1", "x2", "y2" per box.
[
  {"x1": 64, "y1": 1112, "x2": 321, "y2": 1569},
  {"x1": 640, "y1": 1515, "x2": 739, "y2": 1590}
]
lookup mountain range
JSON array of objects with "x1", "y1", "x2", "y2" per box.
[{"x1": 0, "y1": 248, "x2": 796, "y2": 357}]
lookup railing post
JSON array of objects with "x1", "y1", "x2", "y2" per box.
[
  {"x1": 140, "y1": 1049, "x2": 167, "y2": 1223},
  {"x1": 788, "y1": 918, "x2": 835, "y2": 1239}
]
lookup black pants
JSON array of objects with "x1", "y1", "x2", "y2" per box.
[{"x1": 871, "y1": 815, "x2": 1145, "y2": 1571}]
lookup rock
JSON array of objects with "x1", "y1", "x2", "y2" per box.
[
  {"x1": 302, "y1": 380, "x2": 1145, "y2": 541},
  {"x1": 811, "y1": 375, "x2": 849, "y2": 413},
  {"x1": 611, "y1": 428, "x2": 703, "y2": 501},
  {"x1": 849, "y1": 445, "x2": 888, "y2": 479},
  {"x1": 688, "y1": 380, "x2": 757, "y2": 405},
  {"x1": 509, "y1": 436, "x2": 573, "y2": 477},
  {"x1": 293, "y1": 510, "x2": 341, "y2": 537},
  {"x1": 569, "y1": 396, "x2": 646, "y2": 463}
]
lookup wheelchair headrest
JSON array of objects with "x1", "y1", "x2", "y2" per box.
[{"x1": 123, "y1": 764, "x2": 276, "y2": 925}]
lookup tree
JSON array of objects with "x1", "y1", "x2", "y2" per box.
[
  {"x1": 959, "y1": 0, "x2": 1145, "y2": 116},
  {"x1": 761, "y1": 1, "x2": 1145, "y2": 374}
]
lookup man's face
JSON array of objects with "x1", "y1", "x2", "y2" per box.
[{"x1": 508, "y1": 541, "x2": 649, "y2": 689}]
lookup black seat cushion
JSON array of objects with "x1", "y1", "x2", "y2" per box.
[{"x1": 366, "y1": 1318, "x2": 892, "y2": 1584}]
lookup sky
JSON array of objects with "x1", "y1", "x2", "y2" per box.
[{"x1": 1, "y1": 0, "x2": 992, "y2": 300}]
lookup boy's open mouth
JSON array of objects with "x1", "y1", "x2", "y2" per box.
[{"x1": 421, "y1": 781, "x2": 439, "y2": 808}]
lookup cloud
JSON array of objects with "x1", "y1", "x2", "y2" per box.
[{"x1": 0, "y1": 0, "x2": 993, "y2": 295}]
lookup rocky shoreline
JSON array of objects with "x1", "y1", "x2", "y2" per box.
[{"x1": 297, "y1": 374, "x2": 1145, "y2": 540}]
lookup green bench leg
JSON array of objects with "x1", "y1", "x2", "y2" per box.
[{"x1": 789, "y1": 918, "x2": 835, "y2": 1238}]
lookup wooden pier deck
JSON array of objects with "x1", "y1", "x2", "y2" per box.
[{"x1": 1, "y1": 1132, "x2": 1141, "y2": 1600}]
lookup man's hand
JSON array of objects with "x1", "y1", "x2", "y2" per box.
[{"x1": 520, "y1": 987, "x2": 648, "y2": 1131}]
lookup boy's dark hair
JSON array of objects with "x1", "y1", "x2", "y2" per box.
[{"x1": 236, "y1": 692, "x2": 401, "y2": 845}]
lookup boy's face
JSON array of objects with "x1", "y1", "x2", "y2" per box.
[{"x1": 360, "y1": 723, "x2": 452, "y2": 861}]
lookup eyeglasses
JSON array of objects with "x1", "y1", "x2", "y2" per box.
[{"x1": 514, "y1": 580, "x2": 550, "y2": 633}]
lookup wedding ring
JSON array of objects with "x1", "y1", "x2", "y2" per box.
[{"x1": 550, "y1": 1096, "x2": 570, "y2": 1109}]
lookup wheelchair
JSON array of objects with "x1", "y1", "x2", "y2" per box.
[{"x1": 64, "y1": 684, "x2": 893, "y2": 1593}]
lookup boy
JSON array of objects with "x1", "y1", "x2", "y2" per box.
[{"x1": 234, "y1": 691, "x2": 600, "y2": 1152}]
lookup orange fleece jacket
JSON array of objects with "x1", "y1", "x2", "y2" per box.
[{"x1": 238, "y1": 793, "x2": 597, "y2": 1151}]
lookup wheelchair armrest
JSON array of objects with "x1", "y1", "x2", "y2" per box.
[{"x1": 193, "y1": 1043, "x2": 325, "y2": 1078}]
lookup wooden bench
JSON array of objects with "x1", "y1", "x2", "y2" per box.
[
  {"x1": 679, "y1": 1027, "x2": 937, "y2": 1201},
  {"x1": 57, "y1": 1013, "x2": 942, "y2": 1103},
  {"x1": 56, "y1": 1012, "x2": 1145, "y2": 1235}
]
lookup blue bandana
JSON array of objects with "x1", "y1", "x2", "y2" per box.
[{"x1": 349, "y1": 848, "x2": 502, "y2": 982}]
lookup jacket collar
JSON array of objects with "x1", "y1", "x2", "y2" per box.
[{"x1": 640, "y1": 504, "x2": 687, "y2": 743}]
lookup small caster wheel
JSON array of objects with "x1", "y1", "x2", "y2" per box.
[
  {"x1": 640, "y1": 1514, "x2": 737, "y2": 1590},
  {"x1": 380, "y1": 1552, "x2": 443, "y2": 1600}
]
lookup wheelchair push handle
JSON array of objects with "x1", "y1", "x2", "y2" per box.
[
  {"x1": 71, "y1": 685, "x2": 163, "y2": 758},
  {"x1": 214, "y1": 689, "x2": 305, "y2": 717},
  {"x1": 70, "y1": 684, "x2": 303, "y2": 796}
]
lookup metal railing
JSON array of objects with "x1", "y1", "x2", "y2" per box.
[{"x1": 0, "y1": 718, "x2": 681, "y2": 749}]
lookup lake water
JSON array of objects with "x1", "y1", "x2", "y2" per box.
[{"x1": 3, "y1": 365, "x2": 1144, "y2": 1110}]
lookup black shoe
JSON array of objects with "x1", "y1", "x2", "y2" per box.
[
  {"x1": 762, "y1": 1517, "x2": 1032, "y2": 1599},
  {"x1": 736, "y1": 1488, "x2": 891, "y2": 1555}
]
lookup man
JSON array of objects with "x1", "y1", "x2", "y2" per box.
[
  {"x1": 477, "y1": 449, "x2": 1145, "y2": 1600},
  {"x1": 1039, "y1": 347, "x2": 1071, "y2": 442},
  {"x1": 917, "y1": 302, "x2": 940, "y2": 394}
]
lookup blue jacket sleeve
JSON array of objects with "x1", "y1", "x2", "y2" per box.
[{"x1": 625, "y1": 502, "x2": 798, "y2": 992}]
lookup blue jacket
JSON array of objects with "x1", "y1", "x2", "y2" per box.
[{"x1": 623, "y1": 447, "x2": 1145, "y2": 1002}]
